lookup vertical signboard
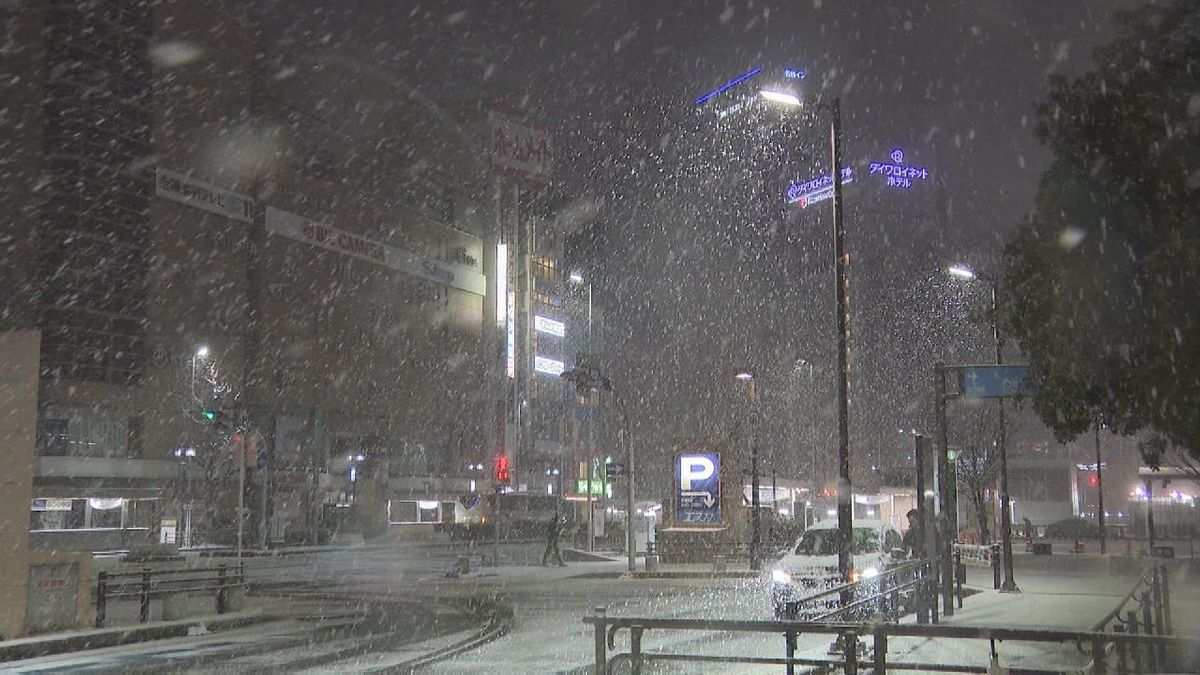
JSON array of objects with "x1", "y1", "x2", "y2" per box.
[
  {"x1": 488, "y1": 108, "x2": 552, "y2": 184},
  {"x1": 675, "y1": 453, "x2": 721, "y2": 524}
]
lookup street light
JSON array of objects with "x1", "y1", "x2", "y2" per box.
[
  {"x1": 735, "y1": 371, "x2": 762, "y2": 571},
  {"x1": 697, "y1": 66, "x2": 852, "y2": 585},
  {"x1": 945, "y1": 263, "x2": 1019, "y2": 592}
]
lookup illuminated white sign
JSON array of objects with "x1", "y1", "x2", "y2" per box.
[
  {"x1": 534, "y1": 315, "x2": 565, "y2": 337},
  {"x1": 496, "y1": 243, "x2": 507, "y2": 327},
  {"x1": 505, "y1": 291, "x2": 516, "y2": 379},
  {"x1": 534, "y1": 356, "x2": 565, "y2": 376}
]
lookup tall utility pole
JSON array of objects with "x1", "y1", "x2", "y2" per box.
[
  {"x1": 829, "y1": 97, "x2": 853, "y2": 587},
  {"x1": 990, "y1": 282, "x2": 1018, "y2": 592},
  {"x1": 737, "y1": 374, "x2": 762, "y2": 571},
  {"x1": 1094, "y1": 419, "x2": 1106, "y2": 555}
]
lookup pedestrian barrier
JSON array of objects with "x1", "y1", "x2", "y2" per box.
[
  {"x1": 781, "y1": 559, "x2": 940, "y2": 625},
  {"x1": 584, "y1": 609, "x2": 1199, "y2": 674},
  {"x1": 94, "y1": 564, "x2": 246, "y2": 628},
  {"x1": 1091, "y1": 561, "x2": 1176, "y2": 672},
  {"x1": 952, "y1": 543, "x2": 992, "y2": 565}
]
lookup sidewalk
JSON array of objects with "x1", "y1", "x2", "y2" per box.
[{"x1": 0, "y1": 610, "x2": 268, "y2": 663}]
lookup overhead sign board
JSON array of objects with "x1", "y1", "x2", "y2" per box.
[
  {"x1": 675, "y1": 453, "x2": 721, "y2": 524},
  {"x1": 265, "y1": 207, "x2": 486, "y2": 295},
  {"x1": 958, "y1": 365, "x2": 1033, "y2": 399},
  {"x1": 488, "y1": 108, "x2": 552, "y2": 183},
  {"x1": 155, "y1": 167, "x2": 253, "y2": 223}
]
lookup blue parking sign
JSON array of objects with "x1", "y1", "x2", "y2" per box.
[{"x1": 675, "y1": 453, "x2": 721, "y2": 524}]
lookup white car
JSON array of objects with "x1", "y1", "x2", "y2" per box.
[{"x1": 769, "y1": 519, "x2": 905, "y2": 619}]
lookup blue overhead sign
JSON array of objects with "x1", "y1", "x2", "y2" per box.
[
  {"x1": 959, "y1": 365, "x2": 1034, "y2": 399},
  {"x1": 676, "y1": 453, "x2": 721, "y2": 524}
]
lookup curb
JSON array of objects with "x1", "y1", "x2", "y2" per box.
[
  {"x1": 0, "y1": 610, "x2": 272, "y2": 662},
  {"x1": 569, "y1": 570, "x2": 762, "y2": 580}
]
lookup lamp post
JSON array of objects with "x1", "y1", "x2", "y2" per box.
[
  {"x1": 946, "y1": 264, "x2": 1018, "y2": 592},
  {"x1": 736, "y1": 371, "x2": 762, "y2": 571},
  {"x1": 568, "y1": 271, "x2": 596, "y2": 551},
  {"x1": 755, "y1": 87, "x2": 853, "y2": 586},
  {"x1": 1094, "y1": 419, "x2": 1106, "y2": 555}
]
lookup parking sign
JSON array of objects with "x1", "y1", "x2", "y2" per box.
[{"x1": 676, "y1": 453, "x2": 721, "y2": 524}]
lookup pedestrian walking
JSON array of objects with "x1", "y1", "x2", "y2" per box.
[{"x1": 543, "y1": 513, "x2": 566, "y2": 567}]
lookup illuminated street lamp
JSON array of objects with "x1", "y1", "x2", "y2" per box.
[
  {"x1": 945, "y1": 263, "x2": 1018, "y2": 592},
  {"x1": 735, "y1": 370, "x2": 762, "y2": 571}
]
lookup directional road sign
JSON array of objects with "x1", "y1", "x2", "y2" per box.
[
  {"x1": 958, "y1": 365, "x2": 1033, "y2": 399},
  {"x1": 676, "y1": 453, "x2": 721, "y2": 524},
  {"x1": 605, "y1": 462, "x2": 626, "y2": 478}
]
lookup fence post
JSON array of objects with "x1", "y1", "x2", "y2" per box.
[
  {"x1": 1112, "y1": 625, "x2": 1127, "y2": 673},
  {"x1": 785, "y1": 630, "x2": 797, "y2": 675},
  {"x1": 593, "y1": 607, "x2": 607, "y2": 675},
  {"x1": 954, "y1": 551, "x2": 964, "y2": 609},
  {"x1": 844, "y1": 630, "x2": 858, "y2": 675},
  {"x1": 217, "y1": 564, "x2": 228, "y2": 615},
  {"x1": 1141, "y1": 591, "x2": 1157, "y2": 671},
  {"x1": 873, "y1": 631, "x2": 887, "y2": 675},
  {"x1": 878, "y1": 572, "x2": 889, "y2": 618},
  {"x1": 1090, "y1": 637, "x2": 1107, "y2": 674},
  {"x1": 1127, "y1": 610, "x2": 1142, "y2": 673},
  {"x1": 1160, "y1": 565, "x2": 1172, "y2": 634},
  {"x1": 630, "y1": 625, "x2": 644, "y2": 675},
  {"x1": 991, "y1": 544, "x2": 1001, "y2": 590},
  {"x1": 928, "y1": 562, "x2": 939, "y2": 624},
  {"x1": 139, "y1": 568, "x2": 151, "y2": 623},
  {"x1": 95, "y1": 571, "x2": 108, "y2": 628}
]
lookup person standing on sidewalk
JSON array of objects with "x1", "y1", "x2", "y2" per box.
[{"x1": 543, "y1": 514, "x2": 566, "y2": 567}]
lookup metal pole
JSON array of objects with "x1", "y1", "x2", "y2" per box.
[
  {"x1": 935, "y1": 364, "x2": 953, "y2": 616},
  {"x1": 587, "y1": 389, "x2": 595, "y2": 552},
  {"x1": 493, "y1": 485, "x2": 501, "y2": 566},
  {"x1": 621, "y1": 396, "x2": 635, "y2": 572},
  {"x1": 830, "y1": 97, "x2": 853, "y2": 586},
  {"x1": 1145, "y1": 479, "x2": 1156, "y2": 550},
  {"x1": 749, "y1": 379, "x2": 761, "y2": 571},
  {"x1": 1095, "y1": 420, "x2": 1106, "y2": 555},
  {"x1": 993, "y1": 281, "x2": 1018, "y2": 592},
  {"x1": 914, "y1": 434, "x2": 929, "y2": 625},
  {"x1": 237, "y1": 433, "x2": 245, "y2": 561}
]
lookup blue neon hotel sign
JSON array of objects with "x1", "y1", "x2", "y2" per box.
[
  {"x1": 867, "y1": 149, "x2": 930, "y2": 190},
  {"x1": 786, "y1": 167, "x2": 853, "y2": 208}
]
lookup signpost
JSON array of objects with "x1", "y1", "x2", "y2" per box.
[
  {"x1": 958, "y1": 365, "x2": 1033, "y2": 399},
  {"x1": 675, "y1": 453, "x2": 721, "y2": 524}
]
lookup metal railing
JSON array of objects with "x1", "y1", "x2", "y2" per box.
[
  {"x1": 1090, "y1": 561, "x2": 1175, "y2": 672},
  {"x1": 782, "y1": 559, "x2": 944, "y2": 624},
  {"x1": 95, "y1": 564, "x2": 246, "y2": 628},
  {"x1": 584, "y1": 610, "x2": 1200, "y2": 675}
]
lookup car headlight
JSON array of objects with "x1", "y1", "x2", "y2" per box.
[
  {"x1": 772, "y1": 569, "x2": 793, "y2": 584},
  {"x1": 861, "y1": 567, "x2": 879, "y2": 580}
]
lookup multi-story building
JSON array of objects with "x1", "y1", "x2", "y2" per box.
[{"x1": 1, "y1": 0, "x2": 507, "y2": 550}]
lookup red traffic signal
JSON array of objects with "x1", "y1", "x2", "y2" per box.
[
  {"x1": 494, "y1": 454, "x2": 510, "y2": 483},
  {"x1": 1087, "y1": 473, "x2": 1099, "y2": 487}
]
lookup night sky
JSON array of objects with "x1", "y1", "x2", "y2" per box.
[{"x1": 250, "y1": 0, "x2": 1144, "y2": 491}]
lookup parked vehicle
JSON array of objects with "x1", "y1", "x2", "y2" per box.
[{"x1": 769, "y1": 519, "x2": 905, "y2": 619}]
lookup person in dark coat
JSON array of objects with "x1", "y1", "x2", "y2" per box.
[
  {"x1": 901, "y1": 509, "x2": 923, "y2": 558},
  {"x1": 543, "y1": 514, "x2": 566, "y2": 567}
]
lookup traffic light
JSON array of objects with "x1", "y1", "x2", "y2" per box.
[
  {"x1": 202, "y1": 409, "x2": 218, "y2": 422},
  {"x1": 494, "y1": 454, "x2": 510, "y2": 483},
  {"x1": 1088, "y1": 473, "x2": 1099, "y2": 487}
]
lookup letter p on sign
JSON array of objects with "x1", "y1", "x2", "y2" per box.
[{"x1": 679, "y1": 455, "x2": 715, "y2": 491}]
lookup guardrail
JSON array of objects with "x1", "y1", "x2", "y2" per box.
[
  {"x1": 1091, "y1": 561, "x2": 1174, "y2": 672},
  {"x1": 782, "y1": 559, "x2": 943, "y2": 624},
  {"x1": 583, "y1": 610, "x2": 1200, "y2": 674},
  {"x1": 95, "y1": 564, "x2": 246, "y2": 628}
]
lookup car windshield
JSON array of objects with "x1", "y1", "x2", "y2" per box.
[{"x1": 794, "y1": 528, "x2": 880, "y2": 556}]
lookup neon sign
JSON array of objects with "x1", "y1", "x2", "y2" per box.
[
  {"x1": 786, "y1": 167, "x2": 854, "y2": 208},
  {"x1": 694, "y1": 65, "x2": 762, "y2": 107},
  {"x1": 867, "y1": 149, "x2": 930, "y2": 189}
]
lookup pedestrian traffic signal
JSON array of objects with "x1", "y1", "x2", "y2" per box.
[
  {"x1": 494, "y1": 454, "x2": 510, "y2": 483},
  {"x1": 1088, "y1": 473, "x2": 1099, "y2": 487}
]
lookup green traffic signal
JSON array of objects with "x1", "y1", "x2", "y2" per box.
[{"x1": 202, "y1": 409, "x2": 217, "y2": 421}]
